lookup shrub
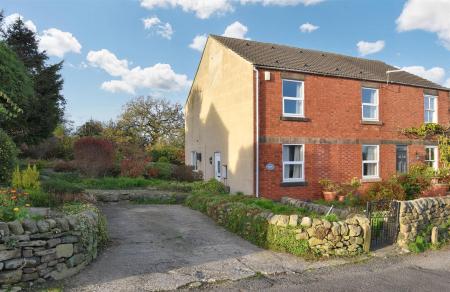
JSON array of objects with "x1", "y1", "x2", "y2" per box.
[
  {"x1": 42, "y1": 178, "x2": 84, "y2": 195},
  {"x1": 172, "y1": 165, "x2": 203, "y2": 182},
  {"x1": 0, "y1": 129, "x2": 18, "y2": 184},
  {"x1": 74, "y1": 137, "x2": 115, "y2": 177},
  {"x1": 397, "y1": 164, "x2": 433, "y2": 200},
  {"x1": 149, "y1": 144, "x2": 184, "y2": 165},
  {"x1": 192, "y1": 179, "x2": 229, "y2": 194},
  {"x1": 12, "y1": 164, "x2": 41, "y2": 191},
  {"x1": 364, "y1": 178, "x2": 406, "y2": 202},
  {"x1": 120, "y1": 158, "x2": 149, "y2": 178},
  {"x1": 145, "y1": 162, "x2": 173, "y2": 180},
  {"x1": 28, "y1": 189, "x2": 57, "y2": 207}
]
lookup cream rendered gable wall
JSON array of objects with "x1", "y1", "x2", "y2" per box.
[{"x1": 185, "y1": 37, "x2": 255, "y2": 195}]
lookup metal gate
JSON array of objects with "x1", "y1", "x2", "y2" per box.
[{"x1": 366, "y1": 200, "x2": 400, "y2": 250}]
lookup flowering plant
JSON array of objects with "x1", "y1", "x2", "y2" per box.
[{"x1": 0, "y1": 188, "x2": 31, "y2": 222}]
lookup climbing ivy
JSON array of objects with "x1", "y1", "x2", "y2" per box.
[{"x1": 402, "y1": 123, "x2": 450, "y2": 170}]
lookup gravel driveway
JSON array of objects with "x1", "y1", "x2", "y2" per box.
[{"x1": 58, "y1": 202, "x2": 351, "y2": 291}]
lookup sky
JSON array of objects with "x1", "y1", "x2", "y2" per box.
[{"x1": 2, "y1": 0, "x2": 450, "y2": 126}]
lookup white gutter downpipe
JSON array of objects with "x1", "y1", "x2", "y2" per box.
[{"x1": 253, "y1": 67, "x2": 260, "y2": 198}]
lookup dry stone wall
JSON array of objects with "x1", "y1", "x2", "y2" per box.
[
  {"x1": 0, "y1": 211, "x2": 99, "y2": 290},
  {"x1": 397, "y1": 196, "x2": 450, "y2": 248},
  {"x1": 268, "y1": 214, "x2": 370, "y2": 256}
]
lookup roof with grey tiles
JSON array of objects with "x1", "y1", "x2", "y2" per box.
[{"x1": 211, "y1": 35, "x2": 448, "y2": 91}]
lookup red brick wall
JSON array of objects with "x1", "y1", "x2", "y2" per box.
[{"x1": 257, "y1": 70, "x2": 449, "y2": 200}]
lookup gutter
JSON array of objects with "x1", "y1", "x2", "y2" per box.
[{"x1": 253, "y1": 66, "x2": 259, "y2": 198}]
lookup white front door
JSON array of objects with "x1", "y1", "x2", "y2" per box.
[{"x1": 214, "y1": 152, "x2": 221, "y2": 180}]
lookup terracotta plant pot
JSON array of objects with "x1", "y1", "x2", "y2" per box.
[
  {"x1": 323, "y1": 191, "x2": 338, "y2": 202},
  {"x1": 337, "y1": 195, "x2": 346, "y2": 202}
]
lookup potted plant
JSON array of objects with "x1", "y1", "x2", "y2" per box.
[
  {"x1": 318, "y1": 178, "x2": 340, "y2": 201},
  {"x1": 339, "y1": 177, "x2": 361, "y2": 203}
]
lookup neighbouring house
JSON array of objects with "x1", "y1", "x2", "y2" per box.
[{"x1": 184, "y1": 35, "x2": 450, "y2": 200}]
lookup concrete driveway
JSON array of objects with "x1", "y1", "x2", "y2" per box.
[{"x1": 59, "y1": 202, "x2": 351, "y2": 291}]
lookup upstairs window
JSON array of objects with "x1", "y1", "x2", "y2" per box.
[
  {"x1": 424, "y1": 95, "x2": 437, "y2": 123},
  {"x1": 362, "y1": 87, "x2": 379, "y2": 121},
  {"x1": 425, "y1": 146, "x2": 438, "y2": 170},
  {"x1": 282, "y1": 80, "x2": 304, "y2": 117},
  {"x1": 282, "y1": 144, "x2": 305, "y2": 182},
  {"x1": 362, "y1": 145, "x2": 379, "y2": 179}
]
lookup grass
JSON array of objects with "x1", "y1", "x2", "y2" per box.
[
  {"x1": 42, "y1": 173, "x2": 195, "y2": 193},
  {"x1": 130, "y1": 196, "x2": 178, "y2": 205},
  {"x1": 408, "y1": 219, "x2": 450, "y2": 253}
]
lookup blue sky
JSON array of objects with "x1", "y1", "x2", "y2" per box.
[{"x1": 2, "y1": 0, "x2": 450, "y2": 126}]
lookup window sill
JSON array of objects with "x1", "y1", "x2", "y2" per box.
[
  {"x1": 280, "y1": 181, "x2": 308, "y2": 187},
  {"x1": 361, "y1": 178, "x2": 382, "y2": 183},
  {"x1": 360, "y1": 120, "x2": 383, "y2": 126},
  {"x1": 280, "y1": 116, "x2": 311, "y2": 122}
]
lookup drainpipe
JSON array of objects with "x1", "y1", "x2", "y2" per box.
[{"x1": 253, "y1": 67, "x2": 260, "y2": 198}]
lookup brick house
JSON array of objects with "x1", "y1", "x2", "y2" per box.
[{"x1": 185, "y1": 35, "x2": 449, "y2": 200}]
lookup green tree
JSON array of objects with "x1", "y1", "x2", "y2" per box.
[
  {"x1": 0, "y1": 42, "x2": 34, "y2": 133},
  {"x1": 118, "y1": 96, "x2": 184, "y2": 147},
  {"x1": 76, "y1": 119, "x2": 104, "y2": 137},
  {"x1": 1, "y1": 16, "x2": 65, "y2": 144}
]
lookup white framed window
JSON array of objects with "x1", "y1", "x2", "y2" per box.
[
  {"x1": 191, "y1": 151, "x2": 198, "y2": 171},
  {"x1": 424, "y1": 95, "x2": 437, "y2": 123},
  {"x1": 282, "y1": 144, "x2": 305, "y2": 182},
  {"x1": 425, "y1": 146, "x2": 438, "y2": 170},
  {"x1": 362, "y1": 145, "x2": 379, "y2": 179},
  {"x1": 282, "y1": 79, "x2": 304, "y2": 117},
  {"x1": 362, "y1": 87, "x2": 379, "y2": 121}
]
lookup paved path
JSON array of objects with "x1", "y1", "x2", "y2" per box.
[
  {"x1": 197, "y1": 246, "x2": 450, "y2": 291},
  {"x1": 59, "y1": 202, "x2": 351, "y2": 291}
]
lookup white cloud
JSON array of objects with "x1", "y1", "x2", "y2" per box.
[
  {"x1": 397, "y1": 0, "x2": 450, "y2": 50},
  {"x1": 139, "y1": 0, "x2": 324, "y2": 19},
  {"x1": 140, "y1": 0, "x2": 233, "y2": 19},
  {"x1": 142, "y1": 16, "x2": 161, "y2": 28},
  {"x1": 299, "y1": 22, "x2": 319, "y2": 33},
  {"x1": 189, "y1": 34, "x2": 208, "y2": 52},
  {"x1": 86, "y1": 49, "x2": 190, "y2": 94},
  {"x1": 142, "y1": 16, "x2": 174, "y2": 39},
  {"x1": 356, "y1": 40, "x2": 385, "y2": 56},
  {"x1": 223, "y1": 21, "x2": 248, "y2": 39},
  {"x1": 402, "y1": 66, "x2": 446, "y2": 84},
  {"x1": 3, "y1": 13, "x2": 37, "y2": 33},
  {"x1": 87, "y1": 49, "x2": 129, "y2": 76},
  {"x1": 240, "y1": 0, "x2": 325, "y2": 6},
  {"x1": 38, "y1": 28, "x2": 82, "y2": 58}
]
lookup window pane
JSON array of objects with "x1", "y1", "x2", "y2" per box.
[
  {"x1": 424, "y1": 96, "x2": 430, "y2": 110},
  {"x1": 363, "y1": 163, "x2": 377, "y2": 176},
  {"x1": 283, "y1": 145, "x2": 303, "y2": 162},
  {"x1": 362, "y1": 88, "x2": 377, "y2": 104},
  {"x1": 284, "y1": 164, "x2": 303, "y2": 179},
  {"x1": 284, "y1": 99, "x2": 300, "y2": 114},
  {"x1": 283, "y1": 80, "x2": 301, "y2": 98},
  {"x1": 362, "y1": 146, "x2": 377, "y2": 161},
  {"x1": 426, "y1": 148, "x2": 435, "y2": 161},
  {"x1": 429, "y1": 97, "x2": 435, "y2": 110},
  {"x1": 363, "y1": 105, "x2": 377, "y2": 119}
]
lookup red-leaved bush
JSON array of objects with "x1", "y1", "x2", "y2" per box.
[
  {"x1": 120, "y1": 158, "x2": 150, "y2": 178},
  {"x1": 73, "y1": 137, "x2": 115, "y2": 177}
]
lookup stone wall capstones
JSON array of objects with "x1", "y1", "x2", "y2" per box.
[
  {"x1": 397, "y1": 196, "x2": 450, "y2": 248},
  {"x1": 0, "y1": 210, "x2": 100, "y2": 290}
]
